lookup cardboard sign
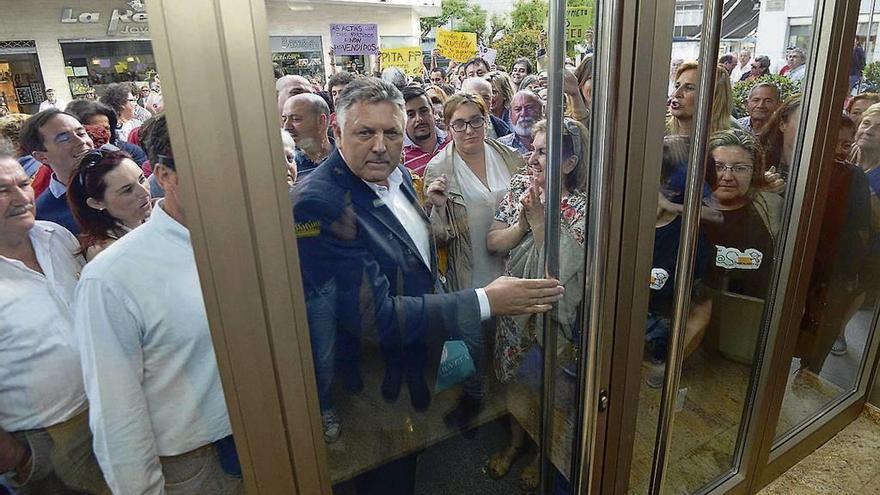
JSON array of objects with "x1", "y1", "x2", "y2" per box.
[
  {"x1": 481, "y1": 47, "x2": 498, "y2": 66},
  {"x1": 330, "y1": 23, "x2": 378, "y2": 55},
  {"x1": 437, "y1": 29, "x2": 477, "y2": 62},
  {"x1": 566, "y1": 6, "x2": 591, "y2": 41},
  {"x1": 380, "y1": 47, "x2": 424, "y2": 77}
]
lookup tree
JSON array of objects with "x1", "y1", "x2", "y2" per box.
[
  {"x1": 487, "y1": 13, "x2": 509, "y2": 44},
  {"x1": 493, "y1": 28, "x2": 541, "y2": 73},
  {"x1": 510, "y1": 0, "x2": 548, "y2": 31},
  {"x1": 420, "y1": 0, "x2": 488, "y2": 43}
]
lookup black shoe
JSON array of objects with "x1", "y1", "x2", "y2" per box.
[
  {"x1": 443, "y1": 394, "x2": 483, "y2": 434},
  {"x1": 406, "y1": 370, "x2": 431, "y2": 411},
  {"x1": 381, "y1": 366, "x2": 402, "y2": 402}
]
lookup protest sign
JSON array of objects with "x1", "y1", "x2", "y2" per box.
[
  {"x1": 380, "y1": 47, "x2": 424, "y2": 77},
  {"x1": 566, "y1": 6, "x2": 591, "y2": 41},
  {"x1": 481, "y1": 47, "x2": 498, "y2": 65},
  {"x1": 330, "y1": 23, "x2": 378, "y2": 55},
  {"x1": 437, "y1": 29, "x2": 477, "y2": 62}
]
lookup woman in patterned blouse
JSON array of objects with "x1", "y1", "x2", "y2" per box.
[{"x1": 485, "y1": 117, "x2": 589, "y2": 489}]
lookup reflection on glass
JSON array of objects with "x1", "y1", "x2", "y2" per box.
[
  {"x1": 628, "y1": 2, "x2": 826, "y2": 492},
  {"x1": 280, "y1": 1, "x2": 595, "y2": 493},
  {"x1": 775, "y1": 45, "x2": 880, "y2": 440}
]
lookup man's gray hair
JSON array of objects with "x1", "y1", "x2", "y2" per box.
[
  {"x1": 749, "y1": 82, "x2": 781, "y2": 100},
  {"x1": 335, "y1": 78, "x2": 405, "y2": 129},
  {"x1": 292, "y1": 93, "x2": 331, "y2": 118},
  {"x1": 790, "y1": 47, "x2": 807, "y2": 59},
  {"x1": 381, "y1": 67, "x2": 408, "y2": 91},
  {"x1": 513, "y1": 89, "x2": 542, "y2": 105}
]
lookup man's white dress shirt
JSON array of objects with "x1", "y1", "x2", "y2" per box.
[
  {"x1": 74, "y1": 201, "x2": 232, "y2": 494},
  {"x1": 0, "y1": 221, "x2": 86, "y2": 432},
  {"x1": 360, "y1": 166, "x2": 492, "y2": 320}
]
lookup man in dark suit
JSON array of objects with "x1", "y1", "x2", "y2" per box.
[{"x1": 292, "y1": 78, "x2": 563, "y2": 477}]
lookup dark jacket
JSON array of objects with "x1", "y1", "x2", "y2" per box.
[{"x1": 292, "y1": 151, "x2": 481, "y2": 353}]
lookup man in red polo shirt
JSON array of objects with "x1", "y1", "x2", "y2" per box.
[{"x1": 402, "y1": 86, "x2": 450, "y2": 177}]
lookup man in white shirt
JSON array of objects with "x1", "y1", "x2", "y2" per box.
[
  {"x1": 0, "y1": 152, "x2": 109, "y2": 494},
  {"x1": 786, "y1": 47, "x2": 808, "y2": 83},
  {"x1": 74, "y1": 115, "x2": 242, "y2": 494},
  {"x1": 38, "y1": 88, "x2": 67, "y2": 112},
  {"x1": 730, "y1": 49, "x2": 752, "y2": 83}
]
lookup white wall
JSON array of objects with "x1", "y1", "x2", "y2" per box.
[{"x1": 0, "y1": 0, "x2": 426, "y2": 104}]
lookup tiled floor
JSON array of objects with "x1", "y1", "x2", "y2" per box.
[{"x1": 758, "y1": 405, "x2": 880, "y2": 495}]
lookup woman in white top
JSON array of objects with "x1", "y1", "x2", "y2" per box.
[{"x1": 423, "y1": 92, "x2": 527, "y2": 432}]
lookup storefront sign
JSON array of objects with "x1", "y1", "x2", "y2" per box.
[
  {"x1": 270, "y1": 36, "x2": 323, "y2": 53},
  {"x1": 436, "y1": 30, "x2": 477, "y2": 62},
  {"x1": 330, "y1": 24, "x2": 378, "y2": 55},
  {"x1": 380, "y1": 47, "x2": 423, "y2": 77},
  {"x1": 60, "y1": 1, "x2": 150, "y2": 36}
]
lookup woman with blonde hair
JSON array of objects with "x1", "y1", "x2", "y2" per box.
[
  {"x1": 425, "y1": 84, "x2": 449, "y2": 130},
  {"x1": 487, "y1": 71, "x2": 514, "y2": 124},
  {"x1": 667, "y1": 62, "x2": 735, "y2": 136}
]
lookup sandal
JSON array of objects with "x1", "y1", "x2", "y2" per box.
[
  {"x1": 519, "y1": 456, "x2": 539, "y2": 492},
  {"x1": 488, "y1": 445, "x2": 523, "y2": 479}
]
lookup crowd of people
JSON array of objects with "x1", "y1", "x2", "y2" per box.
[{"x1": 1, "y1": 38, "x2": 879, "y2": 495}]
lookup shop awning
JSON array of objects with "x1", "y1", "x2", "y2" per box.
[{"x1": 691, "y1": 0, "x2": 760, "y2": 41}]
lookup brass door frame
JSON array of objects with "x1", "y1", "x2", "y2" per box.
[{"x1": 145, "y1": 1, "x2": 329, "y2": 493}]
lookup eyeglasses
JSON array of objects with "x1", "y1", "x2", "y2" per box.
[
  {"x1": 715, "y1": 163, "x2": 753, "y2": 175},
  {"x1": 449, "y1": 116, "x2": 486, "y2": 132},
  {"x1": 77, "y1": 149, "x2": 106, "y2": 187}
]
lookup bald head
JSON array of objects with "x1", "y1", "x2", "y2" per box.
[
  {"x1": 281, "y1": 93, "x2": 329, "y2": 151},
  {"x1": 460, "y1": 77, "x2": 493, "y2": 113},
  {"x1": 276, "y1": 75, "x2": 313, "y2": 114}
]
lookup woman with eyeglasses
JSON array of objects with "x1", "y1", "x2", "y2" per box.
[
  {"x1": 99, "y1": 83, "x2": 143, "y2": 142},
  {"x1": 421, "y1": 93, "x2": 527, "y2": 436},
  {"x1": 67, "y1": 149, "x2": 152, "y2": 261},
  {"x1": 484, "y1": 117, "x2": 589, "y2": 490}
]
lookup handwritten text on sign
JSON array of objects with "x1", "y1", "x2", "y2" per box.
[
  {"x1": 380, "y1": 47, "x2": 424, "y2": 77},
  {"x1": 437, "y1": 29, "x2": 477, "y2": 62},
  {"x1": 330, "y1": 23, "x2": 378, "y2": 55},
  {"x1": 565, "y1": 6, "x2": 592, "y2": 41}
]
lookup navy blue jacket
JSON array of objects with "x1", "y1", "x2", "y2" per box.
[
  {"x1": 36, "y1": 191, "x2": 79, "y2": 235},
  {"x1": 292, "y1": 151, "x2": 481, "y2": 346}
]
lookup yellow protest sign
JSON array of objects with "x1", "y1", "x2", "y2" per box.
[
  {"x1": 566, "y1": 6, "x2": 592, "y2": 41},
  {"x1": 437, "y1": 29, "x2": 477, "y2": 62},
  {"x1": 380, "y1": 47, "x2": 424, "y2": 77}
]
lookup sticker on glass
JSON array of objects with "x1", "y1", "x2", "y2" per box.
[{"x1": 715, "y1": 246, "x2": 763, "y2": 270}]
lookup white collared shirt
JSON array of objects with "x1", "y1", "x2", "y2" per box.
[
  {"x1": 362, "y1": 167, "x2": 433, "y2": 268},
  {"x1": 74, "y1": 201, "x2": 231, "y2": 494},
  {"x1": 48, "y1": 173, "x2": 67, "y2": 198},
  {"x1": 0, "y1": 221, "x2": 87, "y2": 432},
  {"x1": 359, "y1": 166, "x2": 492, "y2": 320}
]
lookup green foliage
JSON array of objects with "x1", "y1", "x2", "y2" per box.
[
  {"x1": 420, "y1": 0, "x2": 488, "y2": 43},
  {"x1": 863, "y1": 61, "x2": 880, "y2": 91},
  {"x1": 732, "y1": 74, "x2": 801, "y2": 118},
  {"x1": 493, "y1": 28, "x2": 540, "y2": 73},
  {"x1": 510, "y1": 0, "x2": 548, "y2": 31}
]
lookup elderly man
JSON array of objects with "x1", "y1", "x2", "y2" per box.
[
  {"x1": 736, "y1": 83, "x2": 781, "y2": 134},
  {"x1": 786, "y1": 47, "x2": 808, "y2": 83},
  {"x1": 292, "y1": 78, "x2": 563, "y2": 470},
  {"x1": 74, "y1": 115, "x2": 242, "y2": 494},
  {"x1": 276, "y1": 74, "x2": 313, "y2": 115},
  {"x1": 282, "y1": 93, "x2": 335, "y2": 179},
  {"x1": 498, "y1": 90, "x2": 543, "y2": 156},
  {"x1": 0, "y1": 151, "x2": 110, "y2": 494},
  {"x1": 402, "y1": 85, "x2": 449, "y2": 176},
  {"x1": 20, "y1": 109, "x2": 95, "y2": 234},
  {"x1": 460, "y1": 77, "x2": 512, "y2": 139},
  {"x1": 38, "y1": 88, "x2": 67, "y2": 112},
  {"x1": 730, "y1": 49, "x2": 752, "y2": 83}
]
